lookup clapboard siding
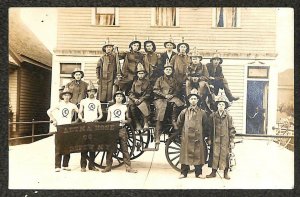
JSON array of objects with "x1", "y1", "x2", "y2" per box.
[
  {"x1": 56, "y1": 7, "x2": 276, "y2": 54},
  {"x1": 18, "y1": 63, "x2": 51, "y2": 136}
]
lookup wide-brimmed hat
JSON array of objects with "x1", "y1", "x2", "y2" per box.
[
  {"x1": 102, "y1": 38, "x2": 114, "y2": 53},
  {"x1": 87, "y1": 80, "x2": 97, "y2": 92},
  {"x1": 144, "y1": 38, "x2": 156, "y2": 52},
  {"x1": 210, "y1": 53, "x2": 223, "y2": 64},
  {"x1": 129, "y1": 35, "x2": 141, "y2": 51},
  {"x1": 177, "y1": 37, "x2": 190, "y2": 53},
  {"x1": 186, "y1": 89, "x2": 202, "y2": 101},
  {"x1": 215, "y1": 95, "x2": 229, "y2": 109},
  {"x1": 113, "y1": 91, "x2": 126, "y2": 103},
  {"x1": 71, "y1": 68, "x2": 84, "y2": 79},
  {"x1": 190, "y1": 47, "x2": 203, "y2": 61},
  {"x1": 164, "y1": 35, "x2": 176, "y2": 49},
  {"x1": 60, "y1": 87, "x2": 73, "y2": 100}
]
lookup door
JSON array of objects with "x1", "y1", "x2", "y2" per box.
[{"x1": 246, "y1": 81, "x2": 268, "y2": 134}]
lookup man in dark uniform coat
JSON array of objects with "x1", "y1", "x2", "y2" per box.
[
  {"x1": 96, "y1": 39, "x2": 118, "y2": 102},
  {"x1": 128, "y1": 63, "x2": 151, "y2": 130},
  {"x1": 177, "y1": 90, "x2": 209, "y2": 179},
  {"x1": 206, "y1": 95, "x2": 236, "y2": 180},
  {"x1": 158, "y1": 36, "x2": 177, "y2": 77},
  {"x1": 143, "y1": 39, "x2": 160, "y2": 86},
  {"x1": 153, "y1": 60, "x2": 184, "y2": 148},
  {"x1": 115, "y1": 37, "x2": 144, "y2": 95},
  {"x1": 206, "y1": 53, "x2": 239, "y2": 102},
  {"x1": 65, "y1": 68, "x2": 88, "y2": 107}
]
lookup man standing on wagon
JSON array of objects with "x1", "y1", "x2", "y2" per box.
[
  {"x1": 78, "y1": 81, "x2": 103, "y2": 172},
  {"x1": 177, "y1": 89, "x2": 209, "y2": 179},
  {"x1": 153, "y1": 60, "x2": 184, "y2": 148},
  {"x1": 102, "y1": 91, "x2": 138, "y2": 173},
  {"x1": 206, "y1": 95, "x2": 236, "y2": 180},
  {"x1": 96, "y1": 38, "x2": 118, "y2": 103},
  {"x1": 158, "y1": 35, "x2": 177, "y2": 77},
  {"x1": 47, "y1": 87, "x2": 79, "y2": 172},
  {"x1": 206, "y1": 53, "x2": 239, "y2": 102},
  {"x1": 143, "y1": 38, "x2": 160, "y2": 86},
  {"x1": 115, "y1": 36, "x2": 144, "y2": 95}
]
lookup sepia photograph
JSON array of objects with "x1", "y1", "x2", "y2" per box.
[{"x1": 8, "y1": 7, "x2": 294, "y2": 190}]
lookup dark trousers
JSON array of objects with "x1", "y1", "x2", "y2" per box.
[
  {"x1": 181, "y1": 164, "x2": 203, "y2": 176},
  {"x1": 105, "y1": 127, "x2": 131, "y2": 168},
  {"x1": 55, "y1": 153, "x2": 70, "y2": 168},
  {"x1": 213, "y1": 78, "x2": 234, "y2": 101},
  {"x1": 81, "y1": 151, "x2": 96, "y2": 169}
]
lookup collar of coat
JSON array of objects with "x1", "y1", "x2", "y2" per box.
[
  {"x1": 215, "y1": 110, "x2": 228, "y2": 118},
  {"x1": 188, "y1": 105, "x2": 200, "y2": 112},
  {"x1": 178, "y1": 52, "x2": 187, "y2": 56}
]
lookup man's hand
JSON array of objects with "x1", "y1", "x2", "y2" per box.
[
  {"x1": 51, "y1": 119, "x2": 57, "y2": 126},
  {"x1": 165, "y1": 94, "x2": 174, "y2": 100},
  {"x1": 209, "y1": 76, "x2": 215, "y2": 80},
  {"x1": 134, "y1": 99, "x2": 141, "y2": 105},
  {"x1": 207, "y1": 139, "x2": 211, "y2": 146},
  {"x1": 81, "y1": 119, "x2": 86, "y2": 123},
  {"x1": 120, "y1": 120, "x2": 127, "y2": 124},
  {"x1": 230, "y1": 142, "x2": 235, "y2": 149}
]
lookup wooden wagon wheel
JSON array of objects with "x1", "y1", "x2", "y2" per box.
[
  {"x1": 130, "y1": 128, "x2": 151, "y2": 160},
  {"x1": 89, "y1": 124, "x2": 136, "y2": 169},
  {"x1": 165, "y1": 133, "x2": 209, "y2": 173}
]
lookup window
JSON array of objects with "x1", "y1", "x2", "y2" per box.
[
  {"x1": 213, "y1": 7, "x2": 240, "y2": 28},
  {"x1": 60, "y1": 63, "x2": 81, "y2": 85},
  {"x1": 151, "y1": 8, "x2": 179, "y2": 27},
  {"x1": 92, "y1": 8, "x2": 119, "y2": 26}
]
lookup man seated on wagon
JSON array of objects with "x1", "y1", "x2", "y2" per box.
[
  {"x1": 153, "y1": 60, "x2": 185, "y2": 148},
  {"x1": 128, "y1": 63, "x2": 151, "y2": 131},
  {"x1": 206, "y1": 53, "x2": 239, "y2": 102},
  {"x1": 78, "y1": 81, "x2": 103, "y2": 172},
  {"x1": 177, "y1": 89, "x2": 209, "y2": 179},
  {"x1": 102, "y1": 91, "x2": 138, "y2": 173},
  {"x1": 47, "y1": 87, "x2": 79, "y2": 172}
]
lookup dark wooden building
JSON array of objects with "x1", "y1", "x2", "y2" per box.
[{"x1": 9, "y1": 9, "x2": 52, "y2": 144}]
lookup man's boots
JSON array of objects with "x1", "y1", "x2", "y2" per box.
[
  {"x1": 206, "y1": 169, "x2": 217, "y2": 178},
  {"x1": 126, "y1": 165, "x2": 138, "y2": 173},
  {"x1": 224, "y1": 168, "x2": 231, "y2": 180},
  {"x1": 101, "y1": 165, "x2": 112, "y2": 173},
  {"x1": 224, "y1": 82, "x2": 239, "y2": 102}
]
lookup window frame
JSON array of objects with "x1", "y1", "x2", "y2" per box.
[
  {"x1": 91, "y1": 7, "x2": 119, "y2": 26},
  {"x1": 212, "y1": 7, "x2": 241, "y2": 28},
  {"x1": 59, "y1": 62, "x2": 83, "y2": 86},
  {"x1": 151, "y1": 7, "x2": 180, "y2": 27}
]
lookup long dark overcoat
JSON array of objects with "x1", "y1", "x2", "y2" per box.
[
  {"x1": 208, "y1": 111, "x2": 236, "y2": 170},
  {"x1": 177, "y1": 107, "x2": 209, "y2": 165},
  {"x1": 96, "y1": 53, "x2": 117, "y2": 102},
  {"x1": 170, "y1": 53, "x2": 191, "y2": 85}
]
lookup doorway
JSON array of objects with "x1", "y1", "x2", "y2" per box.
[{"x1": 246, "y1": 81, "x2": 269, "y2": 134}]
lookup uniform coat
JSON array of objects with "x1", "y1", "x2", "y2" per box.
[
  {"x1": 66, "y1": 80, "x2": 88, "y2": 105},
  {"x1": 177, "y1": 107, "x2": 208, "y2": 165},
  {"x1": 96, "y1": 53, "x2": 117, "y2": 102},
  {"x1": 128, "y1": 78, "x2": 151, "y2": 116},
  {"x1": 208, "y1": 111, "x2": 236, "y2": 170},
  {"x1": 153, "y1": 75, "x2": 184, "y2": 121},
  {"x1": 170, "y1": 53, "x2": 191, "y2": 85},
  {"x1": 143, "y1": 51, "x2": 159, "y2": 81},
  {"x1": 186, "y1": 63, "x2": 209, "y2": 80}
]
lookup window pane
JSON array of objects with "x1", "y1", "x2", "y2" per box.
[
  {"x1": 60, "y1": 63, "x2": 81, "y2": 74},
  {"x1": 217, "y1": 7, "x2": 224, "y2": 27},
  {"x1": 95, "y1": 8, "x2": 115, "y2": 25},
  {"x1": 96, "y1": 8, "x2": 115, "y2": 14},
  {"x1": 155, "y1": 7, "x2": 176, "y2": 26}
]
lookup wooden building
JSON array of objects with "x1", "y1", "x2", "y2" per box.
[
  {"x1": 52, "y1": 7, "x2": 279, "y2": 134},
  {"x1": 9, "y1": 9, "x2": 52, "y2": 142}
]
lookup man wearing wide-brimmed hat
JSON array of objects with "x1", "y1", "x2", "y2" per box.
[
  {"x1": 78, "y1": 81, "x2": 103, "y2": 172},
  {"x1": 158, "y1": 35, "x2": 177, "y2": 77},
  {"x1": 153, "y1": 60, "x2": 184, "y2": 148},
  {"x1": 115, "y1": 36, "x2": 144, "y2": 94},
  {"x1": 96, "y1": 38, "x2": 118, "y2": 102},
  {"x1": 206, "y1": 95, "x2": 236, "y2": 180},
  {"x1": 65, "y1": 68, "x2": 88, "y2": 106},
  {"x1": 128, "y1": 63, "x2": 151, "y2": 130},
  {"x1": 143, "y1": 38, "x2": 160, "y2": 85},
  {"x1": 177, "y1": 89, "x2": 209, "y2": 179},
  {"x1": 206, "y1": 53, "x2": 239, "y2": 102},
  {"x1": 47, "y1": 87, "x2": 79, "y2": 172},
  {"x1": 170, "y1": 37, "x2": 192, "y2": 88},
  {"x1": 102, "y1": 91, "x2": 138, "y2": 173}
]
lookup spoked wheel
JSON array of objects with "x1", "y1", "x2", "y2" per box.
[
  {"x1": 130, "y1": 128, "x2": 151, "y2": 160},
  {"x1": 165, "y1": 134, "x2": 209, "y2": 173},
  {"x1": 90, "y1": 124, "x2": 136, "y2": 169}
]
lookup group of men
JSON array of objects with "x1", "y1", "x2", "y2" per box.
[{"x1": 47, "y1": 36, "x2": 238, "y2": 179}]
